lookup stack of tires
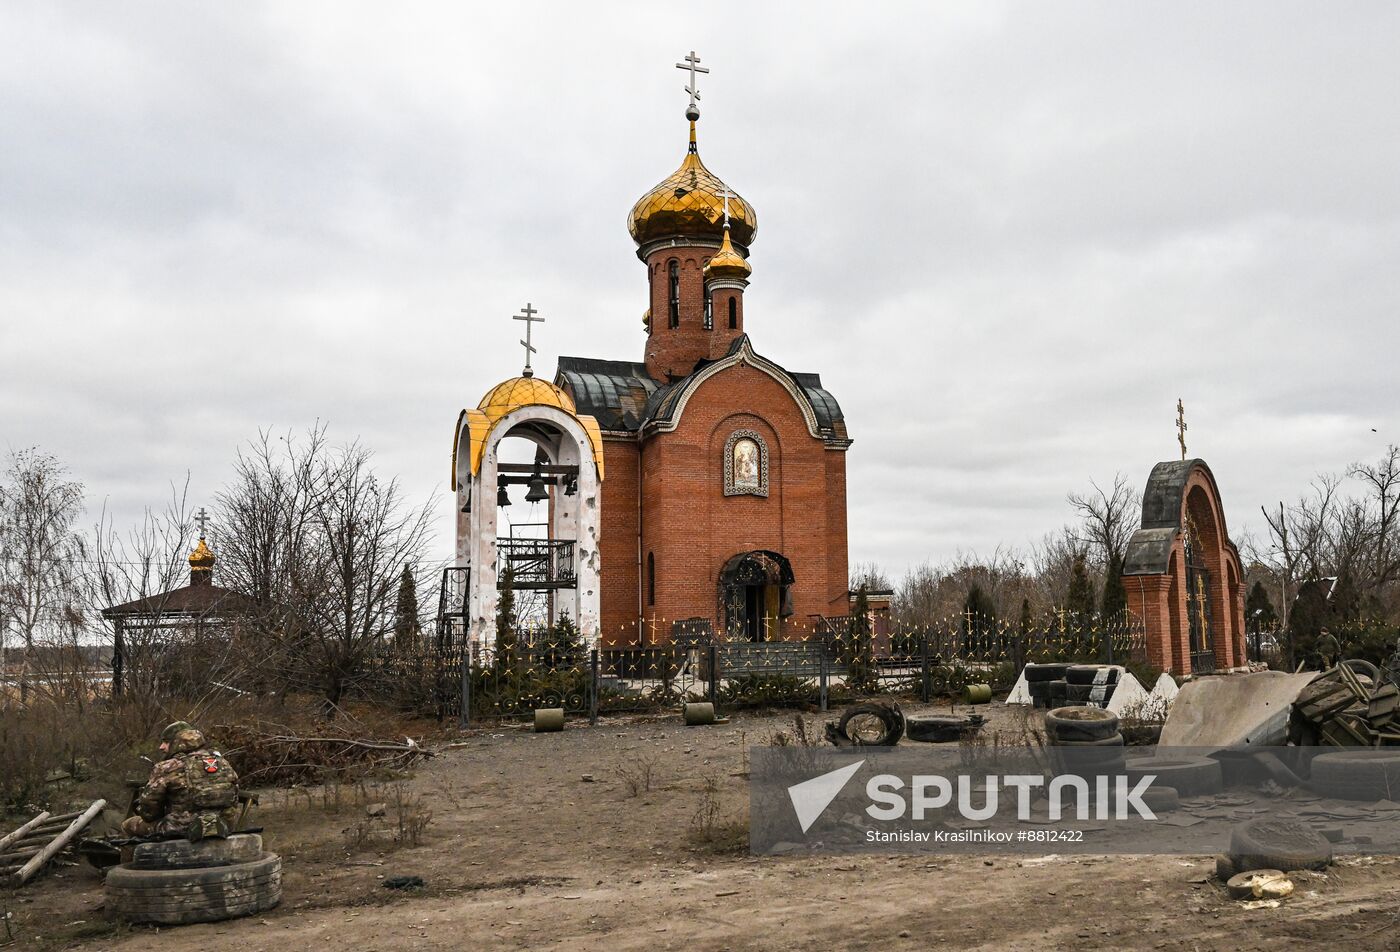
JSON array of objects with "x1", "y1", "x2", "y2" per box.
[
  {"x1": 1023, "y1": 663, "x2": 1070, "y2": 708},
  {"x1": 1024, "y1": 664, "x2": 1119, "y2": 708},
  {"x1": 1044, "y1": 706, "x2": 1127, "y2": 778},
  {"x1": 105, "y1": 834, "x2": 281, "y2": 925}
]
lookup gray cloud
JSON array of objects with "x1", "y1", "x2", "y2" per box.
[{"x1": 2, "y1": 2, "x2": 1397, "y2": 579}]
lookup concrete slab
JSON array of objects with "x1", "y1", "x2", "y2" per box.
[
  {"x1": 1106, "y1": 672, "x2": 1150, "y2": 715},
  {"x1": 1158, "y1": 670, "x2": 1319, "y2": 749},
  {"x1": 1006, "y1": 671, "x2": 1031, "y2": 705},
  {"x1": 1151, "y1": 672, "x2": 1180, "y2": 705}
]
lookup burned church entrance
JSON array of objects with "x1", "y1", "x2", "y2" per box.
[{"x1": 719, "y1": 550, "x2": 794, "y2": 642}]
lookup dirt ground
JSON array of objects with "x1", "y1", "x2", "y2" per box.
[{"x1": 8, "y1": 701, "x2": 1400, "y2": 952}]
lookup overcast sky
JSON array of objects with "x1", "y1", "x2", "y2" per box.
[{"x1": 3, "y1": 3, "x2": 1397, "y2": 580}]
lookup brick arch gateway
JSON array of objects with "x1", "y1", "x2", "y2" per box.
[{"x1": 1121, "y1": 458, "x2": 1246, "y2": 675}]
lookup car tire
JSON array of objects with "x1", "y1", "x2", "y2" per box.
[
  {"x1": 905, "y1": 715, "x2": 979, "y2": 744},
  {"x1": 130, "y1": 834, "x2": 263, "y2": 870},
  {"x1": 1228, "y1": 819, "x2": 1332, "y2": 872},
  {"x1": 836, "y1": 702, "x2": 905, "y2": 746},
  {"x1": 1123, "y1": 756, "x2": 1223, "y2": 797},
  {"x1": 1047, "y1": 680, "x2": 1069, "y2": 707},
  {"x1": 1066, "y1": 665, "x2": 1119, "y2": 686},
  {"x1": 1044, "y1": 706, "x2": 1120, "y2": 742},
  {"x1": 1024, "y1": 663, "x2": 1071, "y2": 683},
  {"x1": 1307, "y1": 750, "x2": 1400, "y2": 801},
  {"x1": 1052, "y1": 733, "x2": 1125, "y2": 747},
  {"x1": 105, "y1": 852, "x2": 282, "y2": 925},
  {"x1": 1140, "y1": 785, "x2": 1179, "y2": 814}
]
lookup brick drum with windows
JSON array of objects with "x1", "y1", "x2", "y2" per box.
[{"x1": 555, "y1": 105, "x2": 852, "y2": 645}]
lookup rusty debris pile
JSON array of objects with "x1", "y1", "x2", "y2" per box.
[{"x1": 1290, "y1": 662, "x2": 1400, "y2": 747}]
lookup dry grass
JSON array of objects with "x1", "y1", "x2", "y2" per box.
[
  {"x1": 687, "y1": 771, "x2": 748, "y2": 855},
  {"x1": 765, "y1": 713, "x2": 818, "y2": 748},
  {"x1": 612, "y1": 755, "x2": 659, "y2": 797}
]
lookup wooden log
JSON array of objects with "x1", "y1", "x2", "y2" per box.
[
  {"x1": 0, "y1": 847, "x2": 42, "y2": 865},
  {"x1": 9, "y1": 799, "x2": 106, "y2": 887},
  {"x1": 0, "y1": 812, "x2": 51, "y2": 854},
  {"x1": 1337, "y1": 663, "x2": 1371, "y2": 703}
]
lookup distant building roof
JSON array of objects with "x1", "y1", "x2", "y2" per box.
[{"x1": 101, "y1": 583, "x2": 257, "y2": 620}]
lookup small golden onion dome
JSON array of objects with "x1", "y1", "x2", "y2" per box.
[
  {"x1": 476, "y1": 376, "x2": 577, "y2": 428},
  {"x1": 628, "y1": 122, "x2": 757, "y2": 248},
  {"x1": 703, "y1": 226, "x2": 751, "y2": 281},
  {"x1": 188, "y1": 537, "x2": 215, "y2": 572}
]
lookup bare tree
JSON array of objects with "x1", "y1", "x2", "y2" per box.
[
  {"x1": 1348, "y1": 445, "x2": 1400, "y2": 593},
  {"x1": 1031, "y1": 526, "x2": 1083, "y2": 612},
  {"x1": 849, "y1": 561, "x2": 892, "y2": 592},
  {"x1": 0, "y1": 449, "x2": 85, "y2": 704},
  {"x1": 215, "y1": 428, "x2": 436, "y2": 707},
  {"x1": 1067, "y1": 474, "x2": 1139, "y2": 571}
]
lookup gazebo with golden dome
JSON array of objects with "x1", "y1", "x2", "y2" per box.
[{"x1": 101, "y1": 526, "x2": 257, "y2": 697}]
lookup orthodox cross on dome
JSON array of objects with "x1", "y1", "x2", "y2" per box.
[
  {"x1": 1176, "y1": 398, "x2": 1188, "y2": 461},
  {"x1": 513, "y1": 302, "x2": 544, "y2": 377},
  {"x1": 676, "y1": 50, "x2": 709, "y2": 118},
  {"x1": 194, "y1": 506, "x2": 210, "y2": 539},
  {"x1": 721, "y1": 187, "x2": 731, "y2": 228}
]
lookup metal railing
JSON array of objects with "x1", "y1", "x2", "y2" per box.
[{"x1": 499, "y1": 539, "x2": 576, "y2": 589}]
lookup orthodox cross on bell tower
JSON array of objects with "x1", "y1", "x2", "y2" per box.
[
  {"x1": 676, "y1": 50, "x2": 708, "y2": 119},
  {"x1": 1176, "y1": 398, "x2": 1189, "y2": 461},
  {"x1": 194, "y1": 506, "x2": 210, "y2": 539},
  {"x1": 513, "y1": 302, "x2": 544, "y2": 378}
]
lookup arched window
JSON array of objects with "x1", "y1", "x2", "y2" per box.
[
  {"x1": 647, "y1": 552, "x2": 656, "y2": 605},
  {"x1": 728, "y1": 296, "x2": 737, "y2": 329},
  {"x1": 668, "y1": 260, "x2": 680, "y2": 328},
  {"x1": 703, "y1": 289, "x2": 713, "y2": 330}
]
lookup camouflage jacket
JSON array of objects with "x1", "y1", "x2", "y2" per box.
[{"x1": 134, "y1": 728, "x2": 239, "y2": 825}]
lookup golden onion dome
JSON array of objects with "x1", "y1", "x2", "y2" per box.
[
  {"x1": 476, "y1": 376, "x2": 577, "y2": 428},
  {"x1": 188, "y1": 537, "x2": 215, "y2": 572},
  {"x1": 628, "y1": 122, "x2": 756, "y2": 249},
  {"x1": 703, "y1": 225, "x2": 751, "y2": 281}
]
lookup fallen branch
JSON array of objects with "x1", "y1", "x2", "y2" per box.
[
  {"x1": 9, "y1": 799, "x2": 106, "y2": 887},
  {"x1": 261, "y1": 736, "x2": 434, "y2": 756},
  {"x1": 0, "y1": 813, "x2": 51, "y2": 855}
]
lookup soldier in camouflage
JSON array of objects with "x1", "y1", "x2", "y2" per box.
[
  {"x1": 120, "y1": 721, "x2": 240, "y2": 839},
  {"x1": 1316, "y1": 627, "x2": 1341, "y2": 670}
]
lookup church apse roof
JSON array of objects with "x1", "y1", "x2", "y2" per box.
[{"x1": 555, "y1": 357, "x2": 659, "y2": 432}]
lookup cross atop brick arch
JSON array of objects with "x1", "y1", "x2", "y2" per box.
[{"x1": 1121, "y1": 458, "x2": 1245, "y2": 675}]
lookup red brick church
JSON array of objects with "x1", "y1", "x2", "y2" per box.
[{"x1": 553, "y1": 93, "x2": 852, "y2": 645}]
